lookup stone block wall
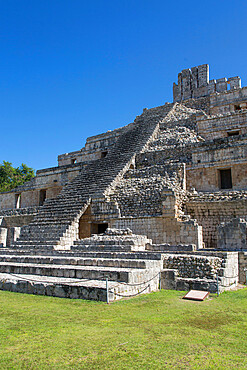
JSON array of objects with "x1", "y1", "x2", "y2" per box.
[
  {"x1": 182, "y1": 96, "x2": 210, "y2": 113},
  {"x1": 0, "y1": 162, "x2": 80, "y2": 211},
  {"x1": 36, "y1": 164, "x2": 81, "y2": 186},
  {"x1": 196, "y1": 111, "x2": 247, "y2": 140},
  {"x1": 163, "y1": 253, "x2": 222, "y2": 279},
  {"x1": 0, "y1": 207, "x2": 39, "y2": 217},
  {"x1": 161, "y1": 251, "x2": 239, "y2": 292},
  {"x1": 173, "y1": 64, "x2": 209, "y2": 102},
  {"x1": 187, "y1": 162, "x2": 247, "y2": 192},
  {"x1": 184, "y1": 193, "x2": 247, "y2": 248},
  {"x1": 0, "y1": 192, "x2": 16, "y2": 210},
  {"x1": 2, "y1": 215, "x2": 35, "y2": 228},
  {"x1": 218, "y1": 218, "x2": 247, "y2": 251},
  {"x1": 0, "y1": 186, "x2": 63, "y2": 210},
  {"x1": 173, "y1": 64, "x2": 241, "y2": 103},
  {"x1": 210, "y1": 87, "x2": 247, "y2": 115},
  {"x1": 190, "y1": 136, "x2": 247, "y2": 165},
  {"x1": 0, "y1": 207, "x2": 39, "y2": 247},
  {"x1": 239, "y1": 252, "x2": 247, "y2": 284},
  {"x1": 58, "y1": 126, "x2": 125, "y2": 166},
  {"x1": 110, "y1": 216, "x2": 203, "y2": 248}
]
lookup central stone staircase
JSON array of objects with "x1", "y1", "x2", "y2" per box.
[{"x1": 11, "y1": 105, "x2": 174, "y2": 250}]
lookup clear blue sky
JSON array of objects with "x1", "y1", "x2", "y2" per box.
[{"x1": 1, "y1": 0, "x2": 247, "y2": 171}]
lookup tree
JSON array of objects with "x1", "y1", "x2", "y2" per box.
[{"x1": 0, "y1": 161, "x2": 35, "y2": 192}]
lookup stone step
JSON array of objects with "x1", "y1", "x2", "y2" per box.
[
  {"x1": 0, "y1": 273, "x2": 158, "y2": 301},
  {"x1": 11, "y1": 241, "x2": 60, "y2": 247},
  {"x1": 0, "y1": 248, "x2": 162, "y2": 260},
  {"x1": 0, "y1": 255, "x2": 160, "y2": 269},
  {"x1": 11, "y1": 243, "x2": 140, "y2": 251},
  {"x1": 7, "y1": 245, "x2": 57, "y2": 251},
  {"x1": 73, "y1": 239, "x2": 148, "y2": 246},
  {"x1": 0, "y1": 262, "x2": 157, "y2": 283},
  {"x1": 147, "y1": 244, "x2": 197, "y2": 252},
  {"x1": 72, "y1": 245, "x2": 138, "y2": 252}
]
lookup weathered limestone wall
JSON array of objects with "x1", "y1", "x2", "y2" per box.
[
  {"x1": 184, "y1": 194, "x2": 247, "y2": 248},
  {"x1": 197, "y1": 112, "x2": 247, "y2": 140},
  {"x1": 187, "y1": 134, "x2": 247, "y2": 192},
  {"x1": 187, "y1": 162, "x2": 247, "y2": 192},
  {"x1": 210, "y1": 87, "x2": 247, "y2": 115},
  {"x1": 36, "y1": 164, "x2": 81, "y2": 186},
  {"x1": 0, "y1": 163, "x2": 79, "y2": 211},
  {"x1": 239, "y1": 252, "x2": 247, "y2": 284},
  {"x1": 182, "y1": 96, "x2": 210, "y2": 114},
  {"x1": 110, "y1": 216, "x2": 203, "y2": 248},
  {"x1": 173, "y1": 64, "x2": 241, "y2": 103},
  {"x1": 191, "y1": 136, "x2": 247, "y2": 165},
  {"x1": 173, "y1": 64, "x2": 209, "y2": 101},
  {"x1": 0, "y1": 186, "x2": 63, "y2": 210},
  {"x1": 20, "y1": 190, "x2": 39, "y2": 208},
  {"x1": 2, "y1": 215, "x2": 34, "y2": 228},
  {"x1": 0, "y1": 206, "x2": 39, "y2": 217},
  {"x1": 161, "y1": 251, "x2": 239, "y2": 292},
  {"x1": 0, "y1": 207, "x2": 39, "y2": 246},
  {"x1": 0, "y1": 192, "x2": 16, "y2": 210},
  {"x1": 218, "y1": 218, "x2": 247, "y2": 251},
  {"x1": 58, "y1": 126, "x2": 126, "y2": 166},
  {"x1": 163, "y1": 253, "x2": 222, "y2": 279}
]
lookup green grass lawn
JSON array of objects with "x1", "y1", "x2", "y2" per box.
[{"x1": 0, "y1": 289, "x2": 246, "y2": 369}]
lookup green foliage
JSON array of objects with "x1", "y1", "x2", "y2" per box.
[
  {"x1": 0, "y1": 161, "x2": 35, "y2": 192},
  {"x1": 0, "y1": 288, "x2": 246, "y2": 369}
]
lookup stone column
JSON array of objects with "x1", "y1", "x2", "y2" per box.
[
  {"x1": 0, "y1": 227, "x2": 8, "y2": 247},
  {"x1": 6, "y1": 227, "x2": 21, "y2": 247}
]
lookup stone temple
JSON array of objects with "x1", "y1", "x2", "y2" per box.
[{"x1": 0, "y1": 64, "x2": 246, "y2": 301}]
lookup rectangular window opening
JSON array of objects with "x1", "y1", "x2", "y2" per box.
[
  {"x1": 15, "y1": 194, "x2": 21, "y2": 209},
  {"x1": 219, "y1": 169, "x2": 232, "y2": 189},
  {"x1": 227, "y1": 131, "x2": 239, "y2": 137},
  {"x1": 39, "y1": 189, "x2": 47, "y2": 206}
]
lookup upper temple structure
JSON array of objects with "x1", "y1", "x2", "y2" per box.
[
  {"x1": 173, "y1": 64, "x2": 242, "y2": 101},
  {"x1": 0, "y1": 64, "x2": 246, "y2": 301}
]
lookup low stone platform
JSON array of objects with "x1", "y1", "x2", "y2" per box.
[
  {"x1": 0, "y1": 229, "x2": 241, "y2": 300},
  {"x1": 0, "y1": 273, "x2": 157, "y2": 301},
  {"x1": 0, "y1": 229, "x2": 162, "y2": 301},
  {"x1": 160, "y1": 250, "x2": 239, "y2": 293}
]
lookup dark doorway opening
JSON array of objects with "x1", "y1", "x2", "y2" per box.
[
  {"x1": 79, "y1": 205, "x2": 109, "y2": 239},
  {"x1": 79, "y1": 206, "x2": 92, "y2": 239},
  {"x1": 101, "y1": 151, "x2": 107, "y2": 158},
  {"x1": 39, "y1": 189, "x2": 47, "y2": 206},
  {"x1": 91, "y1": 223, "x2": 108, "y2": 235},
  {"x1": 219, "y1": 169, "x2": 232, "y2": 189}
]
